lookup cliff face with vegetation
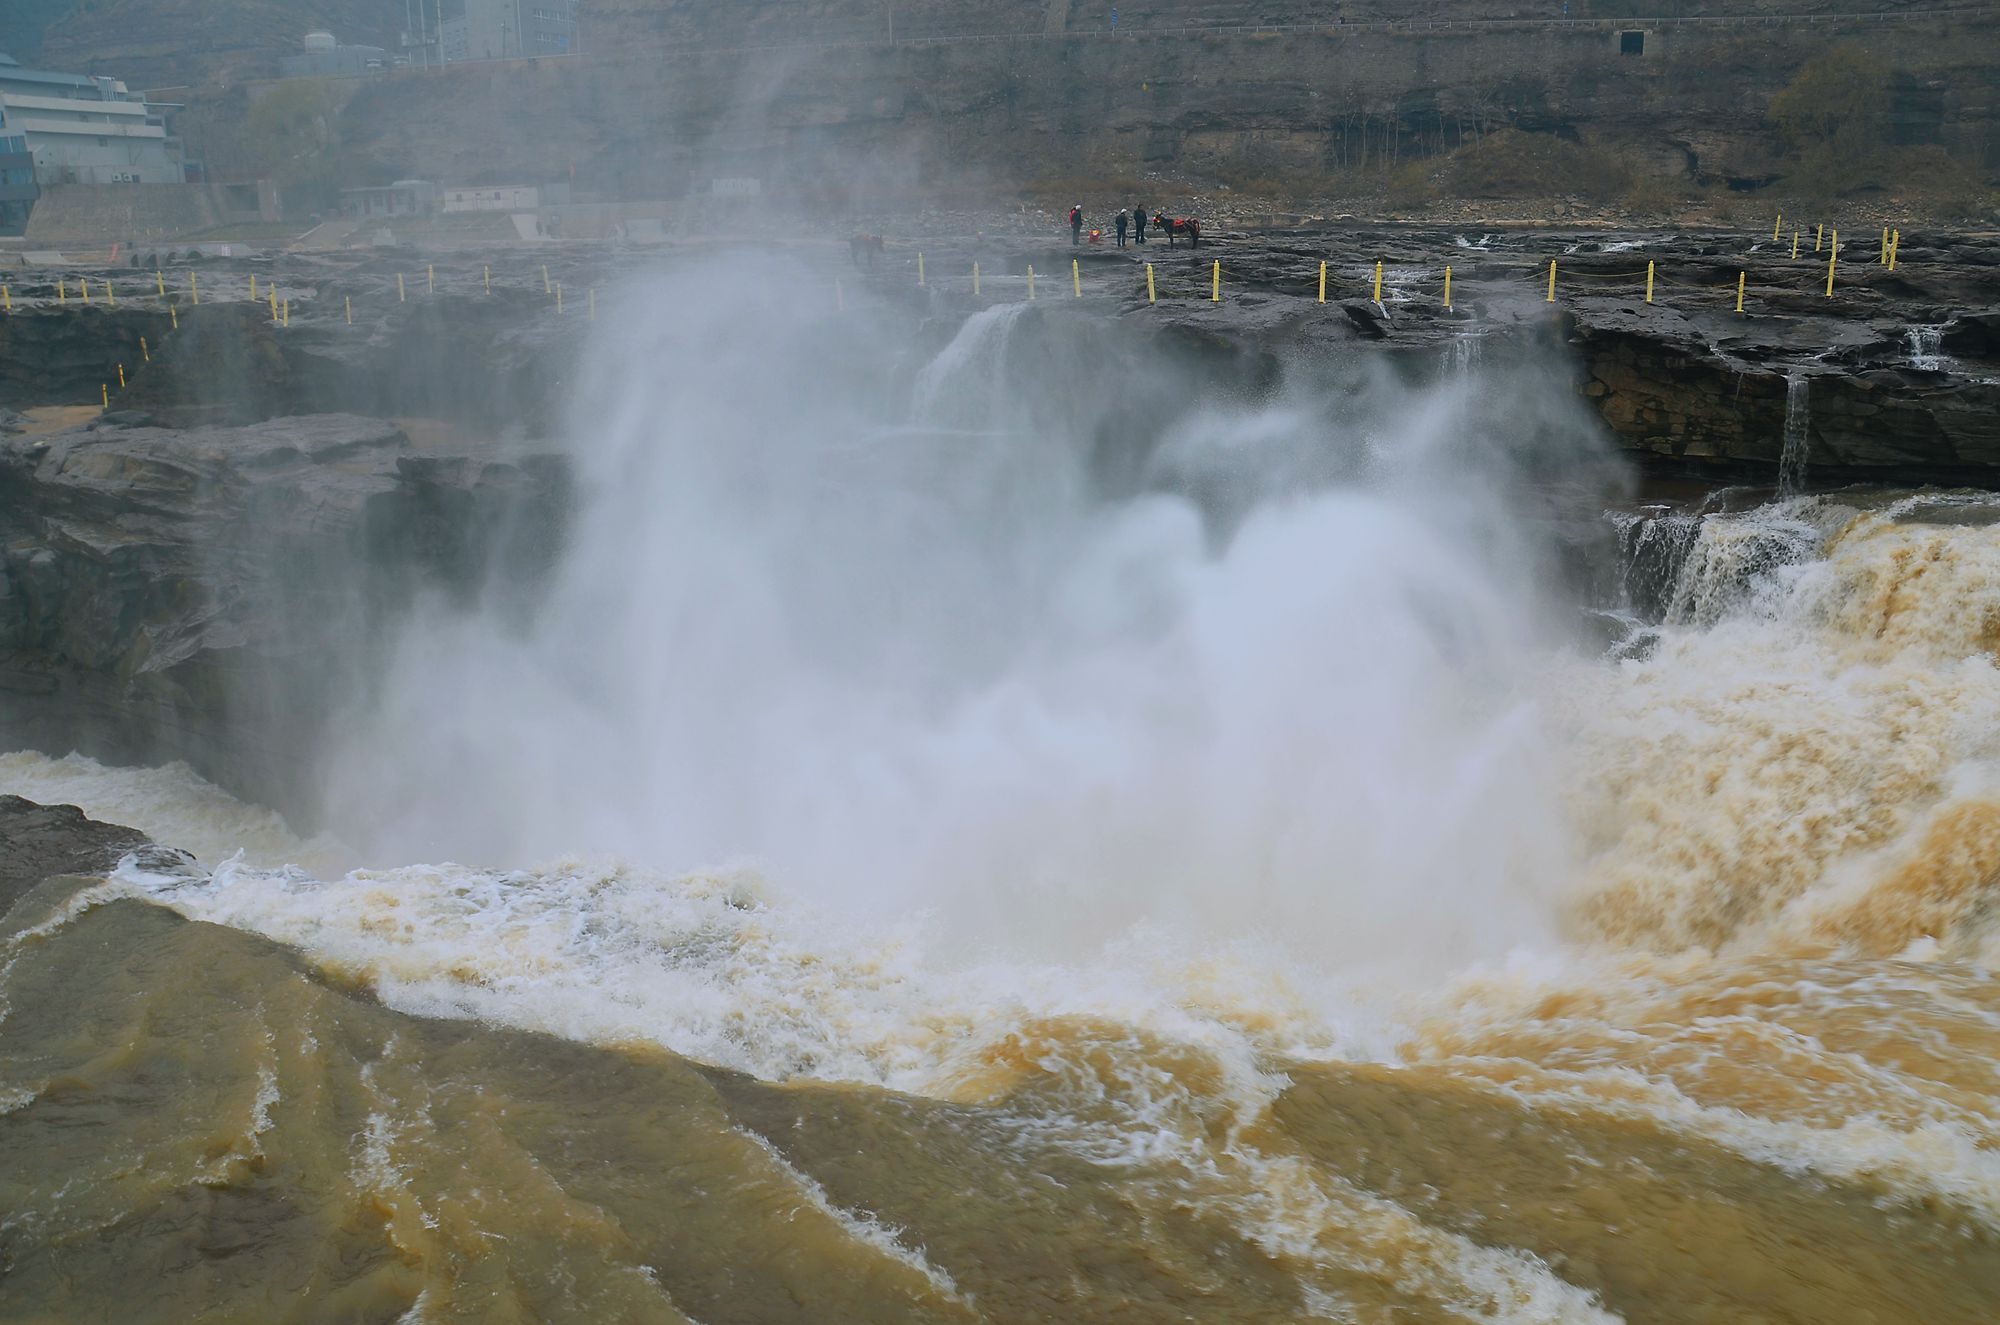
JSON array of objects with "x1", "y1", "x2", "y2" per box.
[{"x1": 318, "y1": 4, "x2": 1996, "y2": 204}]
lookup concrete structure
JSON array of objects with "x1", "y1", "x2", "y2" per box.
[
  {"x1": 0, "y1": 134, "x2": 35, "y2": 236},
  {"x1": 280, "y1": 32, "x2": 391, "y2": 79},
  {"x1": 0, "y1": 52, "x2": 186, "y2": 188},
  {"x1": 339, "y1": 179, "x2": 437, "y2": 219},
  {"x1": 441, "y1": 0, "x2": 579, "y2": 62},
  {"x1": 442, "y1": 184, "x2": 541, "y2": 212}
]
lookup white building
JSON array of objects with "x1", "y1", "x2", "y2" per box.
[
  {"x1": 441, "y1": 184, "x2": 540, "y2": 212},
  {"x1": 0, "y1": 52, "x2": 184, "y2": 186}
]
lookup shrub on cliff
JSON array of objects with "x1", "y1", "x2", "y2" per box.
[
  {"x1": 1769, "y1": 45, "x2": 1890, "y2": 197},
  {"x1": 1440, "y1": 130, "x2": 1629, "y2": 202}
]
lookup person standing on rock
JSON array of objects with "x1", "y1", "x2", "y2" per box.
[
  {"x1": 1115, "y1": 209, "x2": 1129, "y2": 247},
  {"x1": 1133, "y1": 207, "x2": 1147, "y2": 244},
  {"x1": 1070, "y1": 205, "x2": 1084, "y2": 245}
]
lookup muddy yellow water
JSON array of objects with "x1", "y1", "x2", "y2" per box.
[
  {"x1": 4, "y1": 882, "x2": 1998, "y2": 1324},
  {"x1": 14, "y1": 501, "x2": 2000, "y2": 1321}
]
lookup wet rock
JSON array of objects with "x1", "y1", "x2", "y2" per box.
[
  {"x1": 0, "y1": 415, "x2": 570, "y2": 824},
  {"x1": 0, "y1": 795, "x2": 149, "y2": 913}
]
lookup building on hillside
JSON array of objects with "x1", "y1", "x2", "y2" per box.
[
  {"x1": 0, "y1": 52, "x2": 188, "y2": 188},
  {"x1": 442, "y1": 184, "x2": 541, "y2": 212},
  {"x1": 339, "y1": 179, "x2": 437, "y2": 219},
  {"x1": 280, "y1": 31, "x2": 391, "y2": 79},
  {"x1": 441, "y1": 0, "x2": 580, "y2": 62}
]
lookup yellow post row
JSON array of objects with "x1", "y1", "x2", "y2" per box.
[
  {"x1": 81, "y1": 279, "x2": 90, "y2": 305},
  {"x1": 1889, "y1": 229, "x2": 1900, "y2": 270},
  {"x1": 282, "y1": 299, "x2": 289, "y2": 327},
  {"x1": 1791, "y1": 230, "x2": 1800, "y2": 260},
  {"x1": 1145, "y1": 263, "x2": 1156, "y2": 304},
  {"x1": 1211, "y1": 261, "x2": 1220, "y2": 303},
  {"x1": 1072, "y1": 259, "x2": 1081, "y2": 298},
  {"x1": 1815, "y1": 223, "x2": 1824, "y2": 252},
  {"x1": 155, "y1": 270, "x2": 165, "y2": 297},
  {"x1": 1546, "y1": 260, "x2": 1557, "y2": 303},
  {"x1": 140, "y1": 337, "x2": 149, "y2": 361},
  {"x1": 1373, "y1": 260, "x2": 1383, "y2": 303},
  {"x1": 250, "y1": 274, "x2": 257, "y2": 300},
  {"x1": 1735, "y1": 271, "x2": 1745, "y2": 313},
  {"x1": 1318, "y1": 261, "x2": 1327, "y2": 304},
  {"x1": 101, "y1": 383, "x2": 108, "y2": 411},
  {"x1": 117, "y1": 364, "x2": 126, "y2": 388},
  {"x1": 1646, "y1": 261, "x2": 1655, "y2": 304},
  {"x1": 1442, "y1": 265, "x2": 1452, "y2": 310},
  {"x1": 1773, "y1": 213, "x2": 1782, "y2": 242},
  {"x1": 58, "y1": 279, "x2": 66, "y2": 304},
  {"x1": 105, "y1": 280, "x2": 114, "y2": 307},
  {"x1": 1880, "y1": 227, "x2": 1889, "y2": 264},
  {"x1": 1826, "y1": 230, "x2": 1838, "y2": 296}
]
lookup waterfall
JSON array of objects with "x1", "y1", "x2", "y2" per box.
[
  {"x1": 1777, "y1": 371, "x2": 1810, "y2": 499},
  {"x1": 1906, "y1": 325, "x2": 1948, "y2": 371},
  {"x1": 1441, "y1": 332, "x2": 1484, "y2": 375}
]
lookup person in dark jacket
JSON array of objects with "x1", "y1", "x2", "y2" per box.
[
  {"x1": 1133, "y1": 206, "x2": 1147, "y2": 244},
  {"x1": 1069, "y1": 205, "x2": 1084, "y2": 244},
  {"x1": 1114, "y1": 209, "x2": 1129, "y2": 247}
]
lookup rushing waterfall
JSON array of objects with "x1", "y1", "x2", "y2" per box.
[
  {"x1": 1440, "y1": 332, "x2": 1484, "y2": 375},
  {"x1": 1906, "y1": 324, "x2": 1949, "y2": 371},
  {"x1": 1778, "y1": 370, "x2": 1811, "y2": 498}
]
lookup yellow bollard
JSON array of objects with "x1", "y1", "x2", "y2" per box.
[
  {"x1": 1547, "y1": 260, "x2": 1558, "y2": 303},
  {"x1": 140, "y1": 336, "x2": 149, "y2": 361},
  {"x1": 1211, "y1": 260, "x2": 1220, "y2": 303},
  {"x1": 1889, "y1": 229, "x2": 1900, "y2": 271},
  {"x1": 973, "y1": 262, "x2": 981, "y2": 297},
  {"x1": 117, "y1": 364, "x2": 126, "y2": 388},
  {"x1": 556, "y1": 282, "x2": 564, "y2": 315},
  {"x1": 542, "y1": 266, "x2": 551, "y2": 295},
  {"x1": 1, "y1": 286, "x2": 8, "y2": 313},
  {"x1": 170, "y1": 305, "x2": 178, "y2": 329},
  {"x1": 1880, "y1": 226, "x2": 1889, "y2": 265},
  {"x1": 270, "y1": 287, "x2": 278, "y2": 321},
  {"x1": 428, "y1": 264, "x2": 435, "y2": 294},
  {"x1": 101, "y1": 383, "x2": 108, "y2": 411},
  {"x1": 190, "y1": 272, "x2": 198, "y2": 304},
  {"x1": 398, "y1": 274, "x2": 406, "y2": 303},
  {"x1": 250, "y1": 274, "x2": 257, "y2": 300},
  {"x1": 1373, "y1": 260, "x2": 1383, "y2": 303},
  {"x1": 1646, "y1": 261, "x2": 1655, "y2": 304},
  {"x1": 1318, "y1": 260, "x2": 1327, "y2": 304},
  {"x1": 82, "y1": 279, "x2": 90, "y2": 306},
  {"x1": 58, "y1": 278, "x2": 66, "y2": 304},
  {"x1": 1072, "y1": 259, "x2": 1081, "y2": 298},
  {"x1": 1027, "y1": 264, "x2": 1036, "y2": 300},
  {"x1": 1443, "y1": 265, "x2": 1452, "y2": 310},
  {"x1": 1735, "y1": 271, "x2": 1745, "y2": 313},
  {"x1": 1146, "y1": 263, "x2": 1156, "y2": 304},
  {"x1": 1774, "y1": 213, "x2": 1782, "y2": 242},
  {"x1": 345, "y1": 295, "x2": 353, "y2": 325},
  {"x1": 282, "y1": 299, "x2": 289, "y2": 327},
  {"x1": 1826, "y1": 229, "x2": 1838, "y2": 296},
  {"x1": 105, "y1": 280, "x2": 113, "y2": 306},
  {"x1": 156, "y1": 270, "x2": 165, "y2": 297},
  {"x1": 918, "y1": 252, "x2": 926, "y2": 287},
  {"x1": 1791, "y1": 230, "x2": 1799, "y2": 260},
  {"x1": 484, "y1": 265, "x2": 491, "y2": 294},
  {"x1": 1815, "y1": 223, "x2": 1823, "y2": 252}
]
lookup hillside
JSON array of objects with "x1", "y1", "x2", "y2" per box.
[{"x1": 22, "y1": 0, "x2": 399, "y2": 88}]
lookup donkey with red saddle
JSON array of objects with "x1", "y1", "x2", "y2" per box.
[{"x1": 1152, "y1": 213, "x2": 1202, "y2": 248}]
